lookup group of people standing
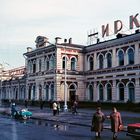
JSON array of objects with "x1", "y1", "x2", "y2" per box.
[
  {"x1": 91, "y1": 107, "x2": 123, "y2": 140},
  {"x1": 52, "y1": 100, "x2": 79, "y2": 116}
]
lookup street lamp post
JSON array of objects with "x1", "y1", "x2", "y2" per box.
[
  {"x1": 63, "y1": 39, "x2": 68, "y2": 112},
  {"x1": 48, "y1": 37, "x2": 68, "y2": 111}
]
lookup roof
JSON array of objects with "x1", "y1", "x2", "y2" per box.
[{"x1": 85, "y1": 32, "x2": 140, "y2": 52}]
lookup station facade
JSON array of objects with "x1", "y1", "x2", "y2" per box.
[
  {"x1": 23, "y1": 31, "x2": 140, "y2": 103},
  {"x1": 1, "y1": 31, "x2": 140, "y2": 103}
]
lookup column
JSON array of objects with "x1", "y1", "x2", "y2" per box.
[
  {"x1": 93, "y1": 81, "x2": 97, "y2": 101},
  {"x1": 112, "y1": 48, "x2": 116, "y2": 67},
  {"x1": 135, "y1": 78, "x2": 140, "y2": 103},
  {"x1": 104, "y1": 57, "x2": 107, "y2": 68},
  {"x1": 94, "y1": 52, "x2": 97, "y2": 70},
  {"x1": 112, "y1": 80, "x2": 117, "y2": 102},
  {"x1": 55, "y1": 79, "x2": 61, "y2": 101},
  {"x1": 124, "y1": 83, "x2": 128, "y2": 102},
  {"x1": 135, "y1": 43, "x2": 139, "y2": 64},
  {"x1": 124, "y1": 53, "x2": 127, "y2": 65}
]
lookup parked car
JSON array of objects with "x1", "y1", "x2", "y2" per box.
[
  {"x1": 14, "y1": 108, "x2": 32, "y2": 120},
  {"x1": 127, "y1": 123, "x2": 140, "y2": 139}
]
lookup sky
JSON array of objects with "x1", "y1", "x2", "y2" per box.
[{"x1": 0, "y1": 0, "x2": 140, "y2": 69}]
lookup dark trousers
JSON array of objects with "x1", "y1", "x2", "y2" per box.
[{"x1": 53, "y1": 110, "x2": 57, "y2": 116}]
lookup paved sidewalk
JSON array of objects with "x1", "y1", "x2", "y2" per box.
[{"x1": 0, "y1": 105, "x2": 140, "y2": 132}]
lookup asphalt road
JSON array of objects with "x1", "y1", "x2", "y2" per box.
[{"x1": 0, "y1": 114, "x2": 135, "y2": 140}]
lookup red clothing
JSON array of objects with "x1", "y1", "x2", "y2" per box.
[{"x1": 110, "y1": 111, "x2": 122, "y2": 132}]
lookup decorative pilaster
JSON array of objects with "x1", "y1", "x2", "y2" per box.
[
  {"x1": 94, "y1": 81, "x2": 97, "y2": 101},
  {"x1": 135, "y1": 78, "x2": 140, "y2": 103},
  {"x1": 135, "y1": 43, "x2": 139, "y2": 64},
  {"x1": 112, "y1": 80, "x2": 117, "y2": 102},
  {"x1": 112, "y1": 48, "x2": 116, "y2": 67},
  {"x1": 94, "y1": 52, "x2": 97, "y2": 70}
]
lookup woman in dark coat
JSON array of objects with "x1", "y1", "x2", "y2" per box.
[
  {"x1": 110, "y1": 107, "x2": 123, "y2": 139},
  {"x1": 92, "y1": 107, "x2": 105, "y2": 138}
]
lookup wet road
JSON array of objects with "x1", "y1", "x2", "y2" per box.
[{"x1": 0, "y1": 115, "x2": 135, "y2": 140}]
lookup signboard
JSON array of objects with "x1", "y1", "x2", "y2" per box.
[{"x1": 102, "y1": 13, "x2": 140, "y2": 37}]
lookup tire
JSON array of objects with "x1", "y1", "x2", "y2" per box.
[{"x1": 22, "y1": 115, "x2": 27, "y2": 120}]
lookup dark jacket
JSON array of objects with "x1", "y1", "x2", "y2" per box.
[{"x1": 92, "y1": 111, "x2": 105, "y2": 132}]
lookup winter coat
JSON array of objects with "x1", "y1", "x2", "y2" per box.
[
  {"x1": 110, "y1": 111, "x2": 122, "y2": 132},
  {"x1": 92, "y1": 111, "x2": 105, "y2": 132}
]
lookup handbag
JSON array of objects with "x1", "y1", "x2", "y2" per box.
[
  {"x1": 119, "y1": 124, "x2": 124, "y2": 131},
  {"x1": 91, "y1": 125, "x2": 95, "y2": 131}
]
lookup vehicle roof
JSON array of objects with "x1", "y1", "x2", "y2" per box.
[{"x1": 128, "y1": 123, "x2": 140, "y2": 128}]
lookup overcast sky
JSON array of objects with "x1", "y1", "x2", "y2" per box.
[{"x1": 0, "y1": 0, "x2": 139, "y2": 69}]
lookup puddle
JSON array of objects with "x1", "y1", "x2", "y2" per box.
[{"x1": 21, "y1": 119, "x2": 70, "y2": 131}]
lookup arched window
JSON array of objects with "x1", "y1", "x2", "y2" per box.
[
  {"x1": 32, "y1": 85, "x2": 36, "y2": 100},
  {"x1": 88, "y1": 56, "x2": 94, "y2": 70},
  {"x1": 99, "y1": 55, "x2": 104, "y2": 69},
  {"x1": 88, "y1": 84, "x2": 93, "y2": 101},
  {"x1": 28, "y1": 86, "x2": 32, "y2": 100},
  {"x1": 50, "y1": 84, "x2": 54, "y2": 100},
  {"x1": 69, "y1": 84, "x2": 76, "y2": 101},
  {"x1": 28, "y1": 61, "x2": 32, "y2": 73},
  {"x1": 39, "y1": 85, "x2": 42, "y2": 100},
  {"x1": 118, "y1": 50, "x2": 124, "y2": 66},
  {"x1": 62, "y1": 56, "x2": 67, "y2": 69},
  {"x1": 128, "y1": 48, "x2": 134, "y2": 65},
  {"x1": 45, "y1": 85, "x2": 49, "y2": 101},
  {"x1": 128, "y1": 83, "x2": 135, "y2": 102},
  {"x1": 106, "y1": 53, "x2": 112, "y2": 68},
  {"x1": 39, "y1": 59, "x2": 42, "y2": 71},
  {"x1": 45, "y1": 57, "x2": 49, "y2": 71},
  {"x1": 33, "y1": 60, "x2": 36, "y2": 73},
  {"x1": 71, "y1": 57, "x2": 76, "y2": 70},
  {"x1": 99, "y1": 84, "x2": 103, "y2": 101},
  {"x1": 118, "y1": 83, "x2": 124, "y2": 101},
  {"x1": 49, "y1": 56, "x2": 55, "y2": 69},
  {"x1": 106, "y1": 84, "x2": 112, "y2": 101}
]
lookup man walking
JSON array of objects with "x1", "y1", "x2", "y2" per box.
[{"x1": 92, "y1": 107, "x2": 105, "y2": 138}]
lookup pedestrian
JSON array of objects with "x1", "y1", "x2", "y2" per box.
[
  {"x1": 91, "y1": 107, "x2": 105, "y2": 138},
  {"x1": 52, "y1": 101, "x2": 58, "y2": 116},
  {"x1": 57, "y1": 101, "x2": 60, "y2": 115},
  {"x1": 24, "y1": 99, "x2": 28, "y2": 108},
  {"x1": 40, "y1": 100, "x2": 45, "y2": 110},
  {"x1": 49, "y1": 99, "x2": 53, "y2": 110},
  {"x1": 109, "y1": 107, "x2": 123, "y2": 140},
  {"x1": 11, "y1": 102, "x2": 17, "y2": 117},
  {"x1": 72, "y1": 100, "x2": 78, "y2": 114}
]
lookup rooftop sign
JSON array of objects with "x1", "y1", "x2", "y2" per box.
[{"x1": 102, "y1": 13, "x2": 140, "y2": 37}]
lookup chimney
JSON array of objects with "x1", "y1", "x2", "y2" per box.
[
  {"x1": 55, "y1": 37, "x2": 62, "y2": 44},
  {"x1": 69, "y1": 38, "x2": 72, "y2": 44},
  {"x1": 64, "y1": 39, "x2": 67, "y2": 43},
  {"x1": 27, "y1": 47, "x2": 32, "y2": 52}
]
